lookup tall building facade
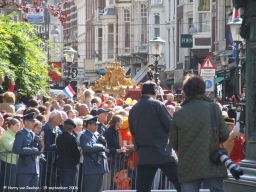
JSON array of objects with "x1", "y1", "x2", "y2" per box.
[{"x1": 173, "y1": 0, "x2": 234, "y2": 96}]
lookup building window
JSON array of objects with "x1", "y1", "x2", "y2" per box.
[
  {"x1": 108, "y1": 24, "x2": 114, "y2": 59},
  {"x1": 98, "y1": 28, "x2": 102, "y2": 61},
  {"x1": 198, "y1": 13, "x2": 210, "y2": 32},
  {"x1": 141, "y1": 4, "x2": 147, "y2": 17},
  {"x1": 198, "y1": 0, "x2": 210, "y2": 11},
  {"x1": 124, "y1": 9, "x2": 130, "y2": 47},
  {"x1": 197, "y1": 0, "x2": 210, "y2": 33},
  {"x1": 141, "y1": 4, "x2": 147, "y2": 44},
  {"x1": 124, "y1": 9, "x2": 130, "y2": 22},
  {"x1": 179, "y1": 19, "x2": 183, "y2": 34},
  {"x1": 188, "y1": 18, "x2": 193, "y2": 29},
  {"x1": 154, "y1": 14, "x2": 160, "y2": 24},
  {"x1": 125, "y1": 23, "x2": 130, "y2": 47},
  {"x1": 154, "y1": 28, "x2": 160, "y2": 37},
  {"x1": 154, "y1": 13, "x2": 160, "y2": 37}
]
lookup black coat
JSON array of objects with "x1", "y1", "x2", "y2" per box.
[
  {"x1": 103, "y1": 127, "x2": 120, "y2": 156},
  {"x1": 56, "y1": 132, "x2": 80, "y2": 170},
  {"x1": 129, "y1": 95, "x2": 177, "y2": 165}
]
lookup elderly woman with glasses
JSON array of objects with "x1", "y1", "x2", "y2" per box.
[{"x1": 72, "y1": 118, "x2": 84, "y2": 138}]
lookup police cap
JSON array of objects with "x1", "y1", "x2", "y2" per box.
[
  {"x1": 84, "y1": 116, "x2": 100, "y2": 124},
  {"x1": 23, "y1": 112, "x2": 36, "y2": 121}
]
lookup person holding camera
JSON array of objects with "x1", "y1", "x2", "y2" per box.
[
  {"x1": 80, "y1": 116, "x2": 109, "y2": 192},
  {"x1": 170, "y1": 75, "x2": 230, "y2": 192},
  {"x1": 13, "y1": 112, "x2": 41, "y2": 191}
]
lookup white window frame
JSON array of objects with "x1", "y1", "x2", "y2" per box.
[{"x1": 196, "y1": 0, "x2": 211, "y2": 33}]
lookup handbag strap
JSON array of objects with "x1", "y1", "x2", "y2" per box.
[{"x1": 209, "y1": 102, "x2": 219, "y2": 149}]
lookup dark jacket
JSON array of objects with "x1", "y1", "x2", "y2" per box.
[
  {"x1": 43, "y1": 122, "x2": 62, "y2": 165},
  {"x1": 56, "y1": 132, "x2": 80, "y2": 170},
  {"x1": 97, "y1": 123, "x2": 107, "y2": 135},
  {"x1": 43, "y1": 122, "x2": 62, "y2": 152},
  {"x1": 103, "y1": 127, "x2": 120, "y2": 156},
  {"x1": 129, "y1": 95, "x2": 177, "y2": 165},
  {"x1": 170, "y1": 94, "x2": 230, "y2": 182}
]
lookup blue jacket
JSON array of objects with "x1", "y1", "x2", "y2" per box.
[
  {"x1": 43, "y1": 122, "x2": 62, "y2": 152},
  {"x1": 43, "y1": 122, "x2": 62, "y2": 165},
  {"x1": 12, "y1": 128, "x2": 40, "y2": 174},
  {"x1": 80, "y1": 130, "x2": 109, "y2": 175}
]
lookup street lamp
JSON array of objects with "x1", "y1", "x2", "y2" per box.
[
  {"x1": 149, "y1": 36, "x2": 165, "y2": 84},
  {"x1": 189, "y1": 25, "x2": 197, "y2": 73},
  {"x1": 219, "y1": 51, "x2": 229, "y2": 99},
  {"x1": 63, "y1": 47, "x2": 77, "y2": 85},
  {"x1": 227, "y1": 17, "x2": 243, "y2": 95},
  {"x1": 189, "y1": 26, "x2": 197, "y2": 34}
]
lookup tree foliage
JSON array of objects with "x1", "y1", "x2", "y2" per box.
[{"x1": 0, "y1": 14, "x2": 50, "y2": 99}]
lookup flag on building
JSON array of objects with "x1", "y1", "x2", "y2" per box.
[{"x1": 63, "y1": 84, "x2": 76, "y2": 98}]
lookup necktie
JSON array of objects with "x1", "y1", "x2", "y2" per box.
[{"x1": 30, "y1": 132, "x2": 34, "y2": 140}]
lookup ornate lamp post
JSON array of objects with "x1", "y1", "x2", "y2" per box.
[
  {"x1": 149, "y1": 36, "x2": 165, "y2": 84},
  {"x1": 219, "y1": 51, "x2": 229, "y2": 99},
  {"x1": 189, "y1": 25, "x2": 197, "y2": 73},
  {"x1": 227, "y1": 17, "x2": 243, "y2": 95},
  {"x1": 63, "y1": 47, "x2": 77, "y2": 85}
]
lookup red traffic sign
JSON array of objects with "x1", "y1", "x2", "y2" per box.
[{"x1": 201, "y1": 55, "x2": 216, "y2": 69}]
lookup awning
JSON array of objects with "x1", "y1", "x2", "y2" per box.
[{"x1": 215, "y1": 76, "x2": 230, "y2": 84}]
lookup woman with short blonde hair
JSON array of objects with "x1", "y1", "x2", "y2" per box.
[
  {"x1": 2, "y1": 92, "x2": 15, "y2": 103},
  {"x1": 0, "y1": 92, "x2": 16, "y2": 113}
]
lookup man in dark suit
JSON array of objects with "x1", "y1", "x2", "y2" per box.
[
  {"x1": 43, "y1": 111, "x2": 63, "y2": 152},
  {"x1": 129, "y1": 81, "x2": 181, "y2": 192},
  {"x1": 42, "y1": 110, "x2": 63, "y2": 187},
  {"x1": 13, "y1": 112, "x2": 41, "y2": 191},
  {"x1": 80, "y1": 116, "x2": 109, "y2": 192}
]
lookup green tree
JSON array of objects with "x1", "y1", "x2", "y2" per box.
[{"x1": 0, "y1": 14, "x2": 50, "y2": 100}]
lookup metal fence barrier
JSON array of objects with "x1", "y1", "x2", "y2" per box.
[{"x1": 0, "y1": 151, "x2": 207, "y2": 192}]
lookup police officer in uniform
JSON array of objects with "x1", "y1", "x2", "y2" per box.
[
  {"x1": 80, "y1": 116, "x2": 109, "y2": 192},
  {"x1": 13, "y1": 112, "x2": 40, "y2": 191}
]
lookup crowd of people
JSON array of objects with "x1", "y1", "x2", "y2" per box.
[{"x1": 0, "y1": 74, "x2": 246, "y2": 192}]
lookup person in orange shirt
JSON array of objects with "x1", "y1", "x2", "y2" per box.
[
  {"x1": 118, "y1": 116, "x2": 138, "y2": 189},
  {"x1": 223, "y1": 117, "x2": 245, "y2": 165}
]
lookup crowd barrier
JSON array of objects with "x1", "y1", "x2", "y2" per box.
[{"x1": 0, "y1": 151, "x2": 177, "y2": 192}]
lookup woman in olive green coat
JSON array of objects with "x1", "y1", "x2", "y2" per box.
[{"x1": 170, "y1": 75, "x2": 230, "y2": 192}]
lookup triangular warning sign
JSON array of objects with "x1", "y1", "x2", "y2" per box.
[{"x1": 201, "y1": 55, "x2": 216, "y2": 69}]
